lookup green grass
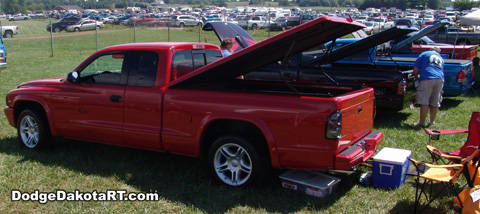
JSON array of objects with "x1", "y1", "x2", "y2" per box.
[{"x1": 1, "y1": 19, "x2": 479, "y2": 213}]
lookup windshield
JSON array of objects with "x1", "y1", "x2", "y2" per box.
[{"x1": 365, "y1": 22, "x2": 373, "y2": 26}]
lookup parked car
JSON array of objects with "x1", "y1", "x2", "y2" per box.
[
  {"x1": 330, "y1": 28, "x2": 474, "y2": 98},
  {"x1": 364, "y1": 21, "x2": 381, "y2": 34},
  {"x1": 46, "y1": 16, "x2": 82, "y2": 32},
  {"x1": 147, "y1": 17, "x2": 170, "y2": 27},
  {"x1": 8, "y1": 14, "x2": 30, "y2": 21},
  {"x1": 237, "y1": 16, "x2": 269, "y2": 30},
  {"x1": 168, "y1": 15, "x2": 203, "y2": 27},
  {"x1": 0, "y1": 25, "x2": 19, "y2": 38},
  {"x1": 426, "y1": 24, "x2": 480, "y2": 45},
  {"x1": 394, "y1": 18, "x2": 420, "y2": 29},
  {"x1": 270, "y1": 16, "x2": 300, "y2": 30},
  {"x1": 65, "y1": 19, "x2": 104, "y2": 32},
  {"x1": 0, "y1": 35, "x2": 6, "y2": 72},
  {"x1": 391, "y1": 21, "x2": 478, "y2": 61},
  {"x1": 102, "y1": 16, "x2": 117, "y2": 24},
  {"x1": 129, "y1": 14, "x2": 156, "y2": 26}
]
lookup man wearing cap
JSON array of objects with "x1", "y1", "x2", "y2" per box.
[{"x1": 413, "y1": 46, "x2": 445, "y2": 127}]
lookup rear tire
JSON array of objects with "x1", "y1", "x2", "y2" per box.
[
  {"x1": 17, "y1": 109, "x2": 51, "y2": 150},
  {"x1": 208, "y1": 136, "x2": 269, "y2": 187},
  {"x1": 4, "y1": 30, "x2": 13, "y2": 38}
]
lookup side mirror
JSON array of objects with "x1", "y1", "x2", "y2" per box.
[{"x1": 66, "y1": 71, "x2": 79, "y2": 82}]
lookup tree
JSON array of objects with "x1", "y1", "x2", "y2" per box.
[
  {"x1": 425, "y1": 0, "x2": 439, "y2": 9},
  {"x1": 279, "y1": 0, "x2": 289, "y2": 6},
  {"x1": 454, "y1": 0, "x2": 477, "y2": 11},
  {"x1": 4, "y1": 0, "x2": 25, "y2": 14}
]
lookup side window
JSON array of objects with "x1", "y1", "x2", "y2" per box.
[
  {"x1": 79, "y1": 53, "x2": 125, "y2": 85},
  {"x1": 127, "y1": 51, "x2": 158, "y2": 87},
  {"x1": 171, "y1": 51, "x2": 193, "y2": 81}
]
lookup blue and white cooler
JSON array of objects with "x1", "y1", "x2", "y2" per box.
[{"x1": 373, "y1": 147, "x2": 412, "y2": 188}]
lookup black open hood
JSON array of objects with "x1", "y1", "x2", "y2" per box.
[
  {"x1": 170, "y1": 16, "x2": 365, "y2": 88},
  {"x1": 312, "y1": 27, "x2": 417, "y2": 64},
  {"x1": 202, "y1": 22, "x2": 257, "y2": 53}
]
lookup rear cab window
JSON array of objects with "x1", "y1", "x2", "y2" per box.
[{"x1": 171, "y1": 50, "x2": 222, "y2": 81}]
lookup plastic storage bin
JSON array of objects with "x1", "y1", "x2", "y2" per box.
[
  {"x1": 279, "y1": 170, "x2": 341, "y2": 198},
  {"x1": 373, "y1": 147, "x2": 412, "y2": 188}
]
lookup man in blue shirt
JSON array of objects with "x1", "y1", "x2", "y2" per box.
[
  {"x1": 413, "y1": 46, "x2": 444, "y2": 127},
  {"x1": 220, "y1": 38, "x2": 233, "y2": 57}
]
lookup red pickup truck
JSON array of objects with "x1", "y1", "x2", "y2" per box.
[
  {"x1": 130, "y1": 14, "x2": 156, "y2": 26},
  {"x1": 4, "y1": 17, "x2": 383, "y2": 187}
]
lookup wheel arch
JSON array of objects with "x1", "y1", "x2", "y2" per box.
[
  {"x1": 198, "y1": 116, "x2": 280, "y2": 168},
  {"x1": 12, "y1": 98, "x2": 57, "y2": 136}
]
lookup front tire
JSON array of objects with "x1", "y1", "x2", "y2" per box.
[
  {"x1": 208, "y1": 136, "x2": 269, "y2": 187},
  {"x1": 17, "y1": 109, "x2": 51, "y2": 149}
]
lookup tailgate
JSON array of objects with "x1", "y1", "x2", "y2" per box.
[{"x1": 333, "y1": 87, "x2": 382, "y2": 170}]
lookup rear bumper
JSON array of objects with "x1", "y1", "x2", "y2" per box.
[{"x1": 335, "y1": 130, "x2": 383, "y2": 170}]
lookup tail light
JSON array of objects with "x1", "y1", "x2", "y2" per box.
[
  {"x1": 397, "y1": 78, "x2": 407, "y2": 94},
  {"x1": 0, "y1": 50, "x2": 5, "y2": 63},
  {"x1": 326, "y1": 111, "x2": 342, "y2": 140},
  {"x1": 457, "y1": 70, "x2": 465, "y2": 83}
]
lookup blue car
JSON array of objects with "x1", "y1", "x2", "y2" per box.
[{"x1": 0, "y1": 34, "x2": 7, "y2": 70}]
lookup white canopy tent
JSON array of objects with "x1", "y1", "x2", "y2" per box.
[{"x1": 459, "y1": 9, "x2": 480, "y2": 26}]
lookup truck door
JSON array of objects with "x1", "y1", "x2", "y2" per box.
[
  {"x1": 123, "y1": 51, "x2": 163, "y2": 149},
  {"x1": 52, "y1": 52, "x2": 127, "y2": 145}
]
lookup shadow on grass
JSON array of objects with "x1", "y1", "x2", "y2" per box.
[
  {"x1": 373, "y1": 96, "x2": 465, "y2": 131},
  {"x1": 0, "y1": 137, "x2": 356, "y2": 213},
  {"x1": 440, "y1": 97, "x2": 463, "y2": 110},
  {"x1": 374, "y1": 110, "x2": 411, "y2": 130},
  {"x1": 397, "y1": 176, "x2": 464, "y2": 214},
  {"x1": 389, "y1": 199, "x2": 459, "y2": 214}
]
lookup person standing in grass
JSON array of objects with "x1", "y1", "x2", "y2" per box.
[{"x1": 413, "y1": 46, "x2": 445, "y2": 127}]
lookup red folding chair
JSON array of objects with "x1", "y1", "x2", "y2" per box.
[{"x1": 425, "y1": 112, "x2": 480, "y2": 164}]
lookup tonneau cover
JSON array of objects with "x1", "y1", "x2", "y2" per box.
[
  {"x1": 313, "y1": 27, "x2": 417, "y2": 64},
  {"x1": 392, "y1": 21, "x2": 449, "y2": 52},
  {"x1": 202, "y1": 22, "x2": 257, "y2": 53},
  {"x1": 170, "y1": 16, "x2": 365, "y2": 88}
]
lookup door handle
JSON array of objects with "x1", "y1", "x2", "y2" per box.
[{"x1": 110, "y1": 95, "x2": 122, "y2": 103}]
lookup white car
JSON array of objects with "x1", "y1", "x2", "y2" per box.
[
  {"x1": 65, "y1": 20, "x2": 104, "y2": 32},
  {"x1": 8, "y1": 14, "x2": 30, "y2": 21},
  {"x1": 102, "y1": 16, "x2": 117, "y2": 24},
  {"x1": 364, "y1": 21, "x2": 381, "y2": 35}
]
